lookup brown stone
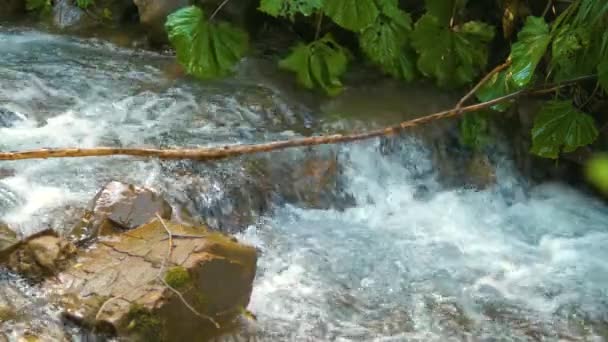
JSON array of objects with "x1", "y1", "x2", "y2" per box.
[
  {"x1": 51, "y1": 219, "x2": 257, "y2": 341},
  {"x1": 6, "y1": 231, "x2": 76, "y2": 279},
  {"x1": 71, "y1": 181, "x2": 172, "y2": 241}
]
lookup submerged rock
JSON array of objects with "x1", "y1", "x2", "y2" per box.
[
  {"x1": 71, "y1": 181, "x2": 172, "y2": 241},
  {"x1": 0, "y1": 108, "x2": 24, "y2": 128},
  {"x1": 51, "y1": 219, "x2": 257, "y2": 341}
]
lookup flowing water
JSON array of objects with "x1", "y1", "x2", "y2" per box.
[{"x1": 1, "y1": 26, "x2": 608, "y2": 341}]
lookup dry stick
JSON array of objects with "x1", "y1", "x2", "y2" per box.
[
  {"x1": 455, "y1": 61, "x2": 512, "y2": 111},
  {"x1": 210, "y1": 0, "x2": 231, "y2": 21},
  {"x1": 155, "y1": 214, "x2": 221, "y2": 329},
  {"x1": 0, "y1": 74, "x2": 596, "y2": 163}
]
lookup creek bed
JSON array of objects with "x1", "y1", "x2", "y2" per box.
[{"x1": 1, "y1": 27, "x2": 607, "y2": 341}]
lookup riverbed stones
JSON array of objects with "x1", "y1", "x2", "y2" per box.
[
  {"x1": 50, "y1": 219, "x2": 257, "y2": 341},
  {"x1": 71, "y1": 181, "x2": 172, "y2": 241},
  {"x1": 6, "y1": 230, "x2": 76, "y2": 279}
]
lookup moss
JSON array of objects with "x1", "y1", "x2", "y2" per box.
[
  {"x1": 125, "y1": 304, "x2": 163, "y2": 342},
  {"x1": 164, "y1": 266, "x2": 191, "y2": 289},
  {"x1": 0, "y1": 305, "x2": 17, "y2": 321}
]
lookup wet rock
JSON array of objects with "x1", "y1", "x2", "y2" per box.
[
  {"x1": 6, "y1": 231, "x2": 76, "y2": 279},
  {"x1": 133, "y1": 0, "x2": 188, "y2": 44},
  {"x1": 71, "y1": 181, "x2": 172, "y2": 241},
  {"x1": 0, "y1": 224, "x2": 19, "y2": 261},
  {"x1": 53, "y1": 0, "x2": 139, "y2": 30},
  {"x1": 0, "y1": 108, "x2": 24, "y2": 128},
  {"x1": 53, "y1": 0, "x2": 93, "y2": 30},
  {"x1": 168, "y1": 148, "x2": 353, "y2": 234},
  {"x1": 51, "y1": 219, "x2": 257, "y2": 341},
  {"x1": 0, "y1": 280, "x2": 69, "y2": 341},
  {"x1": 0, "y1": 0, "x2": 25, "y2": 19}
]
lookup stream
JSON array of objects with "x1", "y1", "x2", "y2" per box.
[{"x1": 1, "y1": 26, "x2": 608, "y2": 341}]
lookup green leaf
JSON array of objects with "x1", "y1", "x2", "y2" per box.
[
  {"x1": 424, "y1": 0, "x2": 467, "y2": 25},
  {"x1": 411, "y1": 14, "x2": 495, "y2": 87},
  {"x1": 476, "y1": 16, "x2": 550, "y2": 107},
  {"x1": 530, "y1": 100, "x2": 598, "y2": 159},
  {"x1": 279, "y1": 34, "x2": 349, "y2": 96},
  {"x1": 586, "y1": 154, "x2": 608, "y2": 193},
  {"x1": 26, "y1": 0, "x2": 51, "y2": 14},
  {"x1": 509, "y1": 16, "x2": 550, "y2": 87},
  {"x1": 165, "y1": 6, "x2": 248, "y2": 79},
  {"x1": 258, "y1": 0, "x2": 322, "y2": 18},
  {"x1": 359, "y1": 5, "x2": 415, "y2": 81},
  {"x1": 76, "y1": 0, "x2": 94, "y2": 9},
  {"x1": 475, "y1": 70, "x2": 515, "y2": 112},
  {"x1": 323, "y1": 0, "x2": 379, "y2": 31},
  {"x1": 460, "y1": 112, "x2": 490, "y2": 149},
  {"x1": 599, "y1": 58, "x2": 608, "y2": 94},
  {"x1": 550, "y1": 25, "x2": 591, "y2": 80}
]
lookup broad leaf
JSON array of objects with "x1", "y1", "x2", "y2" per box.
[
  {"x1": 425, "y1": 0, "x2": 467, "y2": 25},
  {"x1": 323, "y1": 0, "x2": 379, "y2": 31},
  {"x1": 279, "y1": 34, "x2": 349, "y2": 96},
  {"x1": 359, "y1": 5, "x2": 415, "y2": 81},
  {"x1": 476, "y1": 70, "x2": 514, "y2": 112},
  {"x1": 412, "y1": 14, "x2": 495, "y2": 87},
  {"x1": 165, "y1": 6, "x2": 248, "y2": 79},
  {"x1": 509, "y1": 16, "x2": 550, "y2": 87},
  {"x1": 530, "y1": 100, "x2": 598, "y2": 159},
  {"x1": 550, "y1": 25, "x2": 591, "y2": 80},
  {"x1": 599, "y1": 58, "x2": 608, "y2": 94},
  {"x1": 258, "y1": 0, "x2": 322, "y2": 18},
  {"x1": 476, "y1": 16, "x2": 549, "y2": 106}
]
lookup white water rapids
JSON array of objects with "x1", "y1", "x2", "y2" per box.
[{"x1": 1, "y1": 27, "x2": 607, "y2": 341}]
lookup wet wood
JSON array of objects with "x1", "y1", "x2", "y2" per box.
[{"x1": 0, "y1": 75, "x2": 595, "y2": 162}]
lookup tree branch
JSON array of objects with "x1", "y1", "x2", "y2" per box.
[
  {"x1": 0, "y1": 75, "x2": 596, "y2": 162},
  {"x1": 455, "y1": 60, "x2": 512, "y2": 112}
]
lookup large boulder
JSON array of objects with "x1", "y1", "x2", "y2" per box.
[
  {"x1": 71, "y1": 181, "x2": 172, "y2": 241},
  {"x1": 52, "y1": 0, "x2": 139, "y2": 30},
  {"x1": 51, "y1": 219, "x2": 257, "y2": 341},
  {"x1": 0, "y1": 224, "x2": 18, "y2": 261}
]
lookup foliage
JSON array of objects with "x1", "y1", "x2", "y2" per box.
[
  {"x1": 26, "y1": 0, "x2": 52, "y2": 15},
  {"x1": 162, "y1": 0, "x2": 608, "y2": 160},
  {"x1": 165, "y1": 6, "x2": 248, "y2": 79},
  {"x1": 323, "y1": 0, "x2": 379, "y2": 31},
  {"x1": 530, "y1": 101, "x2": 598, "y2": 159},
  {"x1": 279, "y1": 34, "x2": 349, "y2": 96},
  {"x1": 460, "y1": 112, "x2": 489, "y2": 149},
  {"x1": 76, "y1": 0, "x2": 94, "y2": 9},
  {"x1": 586, "y1": 154, "x2": 608, "y2": 193},
  {"x1": 411, "y1": 14, "x2": 494, "y2": 87},
  {"x1": 258, "y1": 0, "x2": 322, "y2": 18},
  {"x1": 359, "y1": 2, "x2": 415, "y2": 81}
]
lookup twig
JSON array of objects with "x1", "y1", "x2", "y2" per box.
[
  {"x1": 314, "y1": 11, "x2": 324, "y2": 41},
  {"x1": 155, "y1": 214, "x2": 220, "y2": 329},
  {"x1": 0, "y1": 74, "x2": 596, "y2": 162},
  {"x1": 455, "y1": 61, "x2": 512, "y2": 112},
  {"x1": 210, "y1": 0, "x2": 231, "y2": 21},
  {"x1": 542, "y1": 0, "x2": 554, "y2": 17},
  {"x1": 95, "y1": 296, "x2": 120, "y2": 321}
]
